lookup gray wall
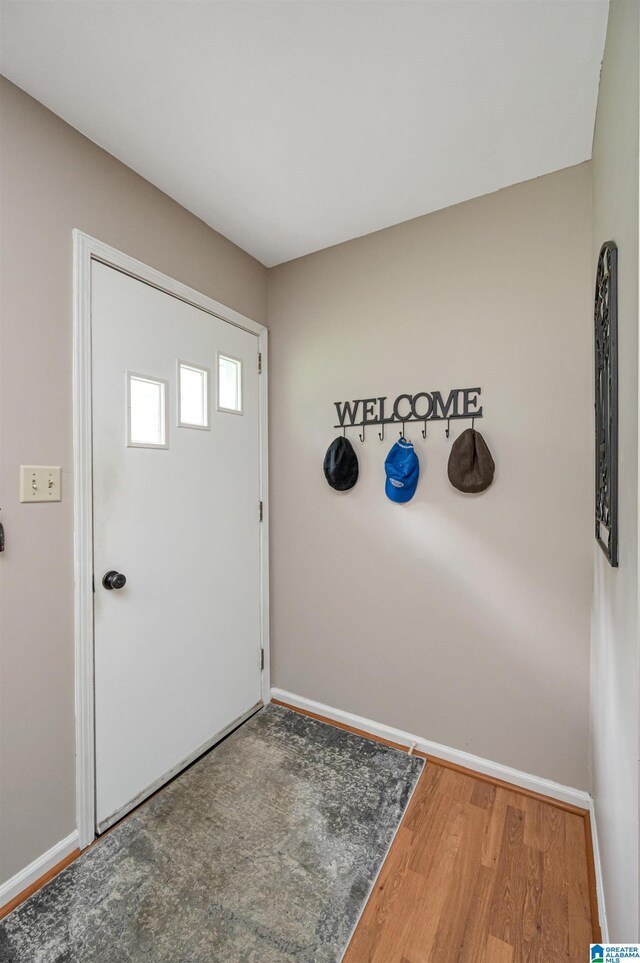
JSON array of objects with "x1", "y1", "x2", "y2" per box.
[
  {"x1": 268, "y1": 164, "x2": 594, "y2": 790},
  {"x1": 590, "y1": 0, "x2": 640, "y2": 940},
  {"x1": 0, "y1": 77, "x2": 267, "y2": 885}
]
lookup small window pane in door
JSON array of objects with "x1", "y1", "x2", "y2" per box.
[
  {"x1": 178, "y1": 362, "x2": 210, "y2": 429},
  {"x1": 127, "y1": 372, "x2": 168, "y2": 448},
  {"x1": 218, "y1": 354, "x2": 242, "y2": 414}
]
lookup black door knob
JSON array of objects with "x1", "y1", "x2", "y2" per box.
[{"x1": 102, "y1": 570, "x2": 127, "y2": 590}]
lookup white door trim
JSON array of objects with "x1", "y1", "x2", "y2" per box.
[{"x1": 73, "y1": 230, "x2": 269, "y2": 849}]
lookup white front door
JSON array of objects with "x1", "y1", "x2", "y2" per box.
[{"x1": 91, "y1": 261, "x2": 263, "y2": 832}]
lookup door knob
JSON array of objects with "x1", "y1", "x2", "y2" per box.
[{"x1": 102, "y1": 570, "x2": 127, "y2": 590}]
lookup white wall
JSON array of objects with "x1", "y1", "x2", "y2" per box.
[
  {"x1": 0, "y1": 77, "x2": 267, "y2": 890},
  {"x1": 590, "y1": 0, "x2": 640, "y2": 940},
  {"x1": 268, "y1": 163, "x2": 593, "y2": 790}
]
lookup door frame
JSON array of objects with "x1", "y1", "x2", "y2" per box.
[{"x1": 72, "y1": 230, "x2": 270, "y2": 849}]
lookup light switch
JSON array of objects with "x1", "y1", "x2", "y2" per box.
[{"x1": 20, "y1": 466, "x2": 61, "y2": 503}]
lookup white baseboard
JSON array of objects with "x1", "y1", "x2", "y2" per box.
[
  {"x1": 271, "y1": 688, "x2": 592, "y2": 810},
  {"x1": 588, "y1": 800, "x2": 608, "y2": 940},
  {"x1": 0, "y1": 830, "x2": 79, "y2": 911}
]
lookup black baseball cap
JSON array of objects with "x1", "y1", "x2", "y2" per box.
[{"x1": 324, "y1": 436, "x2": 359, "y2": 491}]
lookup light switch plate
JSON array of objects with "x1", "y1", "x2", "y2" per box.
[{"x1": 20, "y1": 465, "x2": 62, "y2": 503}]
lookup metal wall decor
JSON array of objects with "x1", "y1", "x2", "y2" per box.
[
  {"x1": 334, "y1": 387, "x2": 483, "y2": 440},
  {"x1": 594, "y1": 241, "x2": 618, "y2": 567}
]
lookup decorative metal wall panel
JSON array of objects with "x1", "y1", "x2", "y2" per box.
[{"x1": 595, "y1": 241, "x2": 618, "y2": 567}]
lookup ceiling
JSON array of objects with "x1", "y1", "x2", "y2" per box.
[{"x1": 0, "y1": 1, "x2": 608, "y2": 267}]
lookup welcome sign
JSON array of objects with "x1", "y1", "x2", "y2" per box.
[{"x1": 333, "y1": 387, "x2": 483, "y2": 428}]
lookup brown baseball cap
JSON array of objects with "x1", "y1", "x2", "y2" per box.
[{"x1": 448, "y1": 428, "x2": 495, "y2": 493}]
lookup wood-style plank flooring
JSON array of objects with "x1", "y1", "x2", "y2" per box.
[
  {"x1": 344, "y1": 758, "x2": 598, "y2": 963},
  {"x1": 2, "y1": 699, "x2": 600, "y2": 963}
]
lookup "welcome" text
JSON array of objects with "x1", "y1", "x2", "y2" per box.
[{"x1": 334, "y1": 388, "x2": 482, "y2": 427}]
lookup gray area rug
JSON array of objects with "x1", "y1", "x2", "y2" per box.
[{"x1": 1, "y1": 704, "x2": 423, "y2": 963}]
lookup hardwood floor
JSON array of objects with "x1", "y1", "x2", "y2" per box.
[
  {"x1": 2, "y1": 698, "x2": 600, "y2": 963},
  {"x1": 344, "y1": 757, "x2": 598, "y2": 963}
]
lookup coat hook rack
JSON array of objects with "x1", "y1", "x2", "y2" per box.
[{"x1": 332, "y1": 387, "x2": 484, "y2": 441}]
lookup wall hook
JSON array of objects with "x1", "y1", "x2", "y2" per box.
[
  {"x1": 421, "y1": 419, "x2": 427, "y2": 440},
  {"x1": 378, "y1": 422, "x2": 385, "y2": 441},
  {"x1": 445, "y1": 418, "x2": 451, "y2": 439},
  {"x1": 342, "y1": 425, "x2": 346, "y2": 438},
  {"x1": 359, "y1": 424, "x2": 366, "y2": 442},
  {"x1": 471, "y1": 416, "x2": 476, "y2": 430}
]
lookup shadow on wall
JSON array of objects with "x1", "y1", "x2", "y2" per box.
[{"x1": 272, "y1": 422, "x2": 589, "y2": 788}]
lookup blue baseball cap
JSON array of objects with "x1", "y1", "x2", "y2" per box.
[{"x1": 385, "y1": 438, "x2": 420, "y2": 502}]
